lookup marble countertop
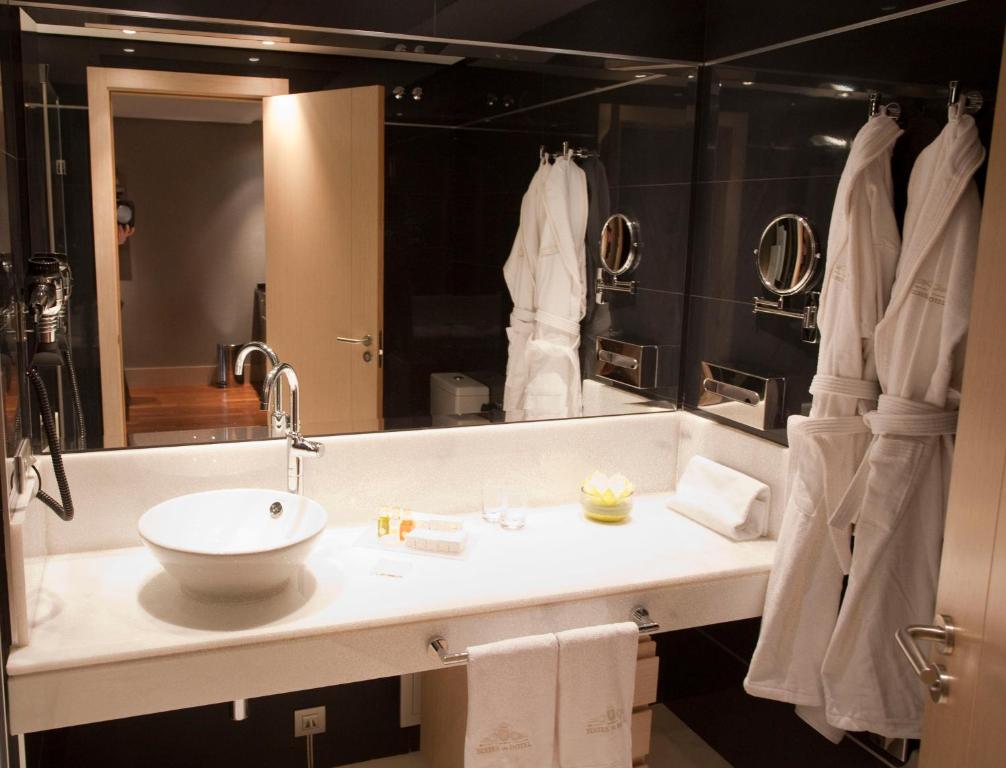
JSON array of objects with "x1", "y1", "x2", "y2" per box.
[
  {"x1": 9, "y1": 495, "x2": 774, "y2": 677},
  {"x1": 6, "y1": 494, "x2": 776, "y2": 733}
]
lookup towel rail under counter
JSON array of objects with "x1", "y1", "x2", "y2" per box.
[{"x1": 428, "y1": 606, "x2": 660, "y2": 666}]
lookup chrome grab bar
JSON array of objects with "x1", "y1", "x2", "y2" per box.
[
  {"x1": 428, "y1": 606, "x2": 660, "y2": 666},
  {"x1": 336, "y1": 334, "x2": 372, "y2": 347},
  {"x1": 895, "y1": 614, "x2": 954, "y2": 703}
]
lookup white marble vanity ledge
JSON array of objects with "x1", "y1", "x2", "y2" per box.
[
  {"x1": 7, "y1": 496, "x2": 775, "y2": 733},
  {"x1": 27, "y1": 411, "x2": 684, "y2": 557}
]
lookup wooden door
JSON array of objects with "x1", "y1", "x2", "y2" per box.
[
  {"x1": 262, "y1": 86, "x2": 384, "y2": 436},
  {"x1": 918, "y1": 33, "x2": 1006, "y2": 767}
]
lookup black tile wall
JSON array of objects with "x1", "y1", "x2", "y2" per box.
[
  {"x1": 687, "y1": 175, "x2": 839, "y2": 304},
  {"x1": 24, "y1": 675, "x2": 419, "y2": 768},
  {"x1": 681, "y1": 2, "x2": 1004, "y2": 446}
]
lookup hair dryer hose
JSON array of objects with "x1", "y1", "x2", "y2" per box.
[
  {"x1": 61, "y1": 342, "x2": 86, "y2": 447},
  {"x1": 27, "y1": 366, "x2": 74, "y2": 521}
]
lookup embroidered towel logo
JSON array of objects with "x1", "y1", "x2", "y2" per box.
[
  {"x1": 909, "y1": 278, "x2": 946, "y2": 306},
  {"x1": 585, "y1": 704, "x2": 625, "y2": 735},
  {"x1": 477, "y1": 722, "x2": 531, "y2": 754}
]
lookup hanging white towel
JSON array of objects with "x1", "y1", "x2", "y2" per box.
[
  {"x1": 667, "y1": 456, "x2": 770, "y2": 541},
  {"x1": 819, "y1": 101, "x2": 985, "y2": 739},
  {"x1": 744, "y1": 112, "x2": 903, "y2": 730},
  {"x1": 465, "y1": 633, "x2": 558, "y2": 768},
  {"x1": 556, "y1": 622, "x2": 638, "y2": 768}
]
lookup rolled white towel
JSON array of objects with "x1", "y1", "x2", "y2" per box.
[{"x1": 667, "y1": 455, "x2": 770, "y2": 540}]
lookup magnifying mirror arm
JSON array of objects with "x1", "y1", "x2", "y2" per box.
[
  {"x1": 753, "y1": 292, "x2": 820, "y2": 343},
  {"x1": 595, "y1": 267, "x2": 637, "y2": 305}
]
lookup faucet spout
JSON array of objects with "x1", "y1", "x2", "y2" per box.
[{"x1": 262, "y1": 362, "x2": 322, "y2": 494}]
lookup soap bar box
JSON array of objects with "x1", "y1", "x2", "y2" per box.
[{"x1": 367, "y1": 511, "x2": 470, "y2": 558}]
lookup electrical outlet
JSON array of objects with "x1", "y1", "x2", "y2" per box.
[{"x1": 294, "y1": 706, "x2": 326, "y2": 737}]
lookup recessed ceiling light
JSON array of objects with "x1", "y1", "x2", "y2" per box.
[
  {"x1": 122, "y1": 28, "x2": 136, "y2": 35},
  {"x1": 261, "y1": 40, "x2": 276, "y2": 46},
  {"x1": 831, "y1": 83, "x2": 855, "y2": 92},
  {"x1": 248, "y1": 57, "x2": 260, "y2": 62},
  {"x1": 123, "y1": 48, "x2": 135, "y2": 53},
  {"x1": 634, "y1": 73, "x2": 649, "y2": 79},
  {"x1": 742, "y1": 80, "x2": 755, "y2": 86}
]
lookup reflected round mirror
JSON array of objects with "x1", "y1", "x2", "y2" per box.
[
  {"x1": 599, "y1": 214, "x2": 640, "y2": 276},
  {"x1": 754, "y1": 214, "x2": 819, "y2": 296}
]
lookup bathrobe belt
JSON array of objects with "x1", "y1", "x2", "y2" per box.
[
  {"x1": 510, "y1": 307, "x2": 535, "y2": 325},
  {"x1": 828, "y1": 394, "x2": 958, "y2": 573},
  {"x1": 533, "y1": 309, "x2": 581, "y2": 336}
]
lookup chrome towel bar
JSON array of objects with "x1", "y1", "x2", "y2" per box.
[{"x1": 428, "y1": 606, "x2": 660, "y2": 666}]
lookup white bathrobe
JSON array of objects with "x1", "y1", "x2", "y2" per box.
[
  {"x1": 744, "y1": 114, "x2": 903, "y2": 736},
  {"x1": 523, "y1": 154, "x2": 589, "y2": 419},
  {"x1": 820, "y1": 105, "x2": 985, "y2": 738},
  {"x1": 503, "y1": 160, "x2": 550, "y2": 420}
]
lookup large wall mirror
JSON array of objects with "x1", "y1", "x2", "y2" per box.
[{"x1": 14, "y1": 4, "x2": 698, "y2": 451}]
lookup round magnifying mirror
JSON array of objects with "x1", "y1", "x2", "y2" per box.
[
  {"x1": 754, "y1": 214, "x2": 819, "y2": 296},
  {"x1": 599, "y1": 214, "x2": 640, "y2": 276}
]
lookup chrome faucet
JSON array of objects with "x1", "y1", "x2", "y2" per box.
[
  {"x1": 234, "y1": 341, "x2": 286, "y2": 437},
  {"x1": 262, "y1": 362, "x2": 324, "y2": 495}
]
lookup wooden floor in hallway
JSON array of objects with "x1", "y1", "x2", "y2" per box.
[{"x1": 125, "y1": 382, "x2": 266, "y2": 443}]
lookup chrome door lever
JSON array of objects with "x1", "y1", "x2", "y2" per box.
[
  {"x1": 336, "y1": 334, "x2": 372, "y2": 347},
  {"x1": 896, "y1": 614, "x2": 955, "y2": 703}
]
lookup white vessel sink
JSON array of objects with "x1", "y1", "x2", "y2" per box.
[{"x1": 138, "y1": 489, "x2": 327, "y2": 601}]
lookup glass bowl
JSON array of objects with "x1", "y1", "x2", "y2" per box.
[{"x1": 580, "y1": 488, "x2": 634, "y2": 523}]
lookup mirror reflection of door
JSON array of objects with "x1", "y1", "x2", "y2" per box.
[
  {"x1": 113, "y1": 93, "x2": 269, "y2": 446},
  {"x1": 94, "y1": 71, "x2": 384, "y2": 447}
]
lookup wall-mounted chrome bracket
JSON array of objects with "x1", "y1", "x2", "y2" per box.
[
  {"x1": 12, "y1": 438, "x2": 35, "y2": 499},
  {"x1": 594, "y1": 268, "x2": 637, "y2": 305},
  {"x1": 752, "y1": 292, "x2": 819, "y2": 344}
]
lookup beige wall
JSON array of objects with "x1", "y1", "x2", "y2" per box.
[{"x1": 115, "y1": 117, "x2": 264, "y2": 370}]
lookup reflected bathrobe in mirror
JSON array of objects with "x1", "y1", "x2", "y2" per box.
[
  {"x1": 524, "y1": 155, "x2": 589, "y2": 419},
  {"x1": 820, "y1": 107, "x2": 985, "y2": 738},
  {"x1": 744, "y1": 114, "x2": 903, "y2": 738},
  {"x1": 503, "y1": 160, "x2": 550, "y2": 420}
]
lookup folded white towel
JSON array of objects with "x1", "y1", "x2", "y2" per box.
[
  {"x1": 667, "y1": 455, "x2": 770, "y2": 540},
  {"x1": 556, "y1": 622, "x2": 638, "y2": 768},
  {"x1": 465, "y1": 633, "x2": 558, "y2": 768}
]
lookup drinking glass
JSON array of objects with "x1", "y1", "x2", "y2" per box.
[
  {"x1": 481, "y1": 483, "x2": 508, "y2": 523},
  {"x1": 500, "y1": 489, "x2": 528, "y2": 531}
]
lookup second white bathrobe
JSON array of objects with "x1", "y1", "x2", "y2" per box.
[
  {"x1": 524, "y1": 154, "x2": 589, "y2": 420},
  {"x1": 503, "y1": 160, "x2": 550, "y2": 420},
  {"x1": 744, "y1": 114, "x2": 903, "y2": 729},
  {"x1": 820, "y1": 105, "x2": 985, "y2": 738}
]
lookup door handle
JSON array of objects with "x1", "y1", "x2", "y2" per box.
[
  {"x1": 896, "y1": 614, "x2": 955, "y2": 703},
  {"x1": 336, "y1": 334, "x2": 372, "y2": 347}
]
